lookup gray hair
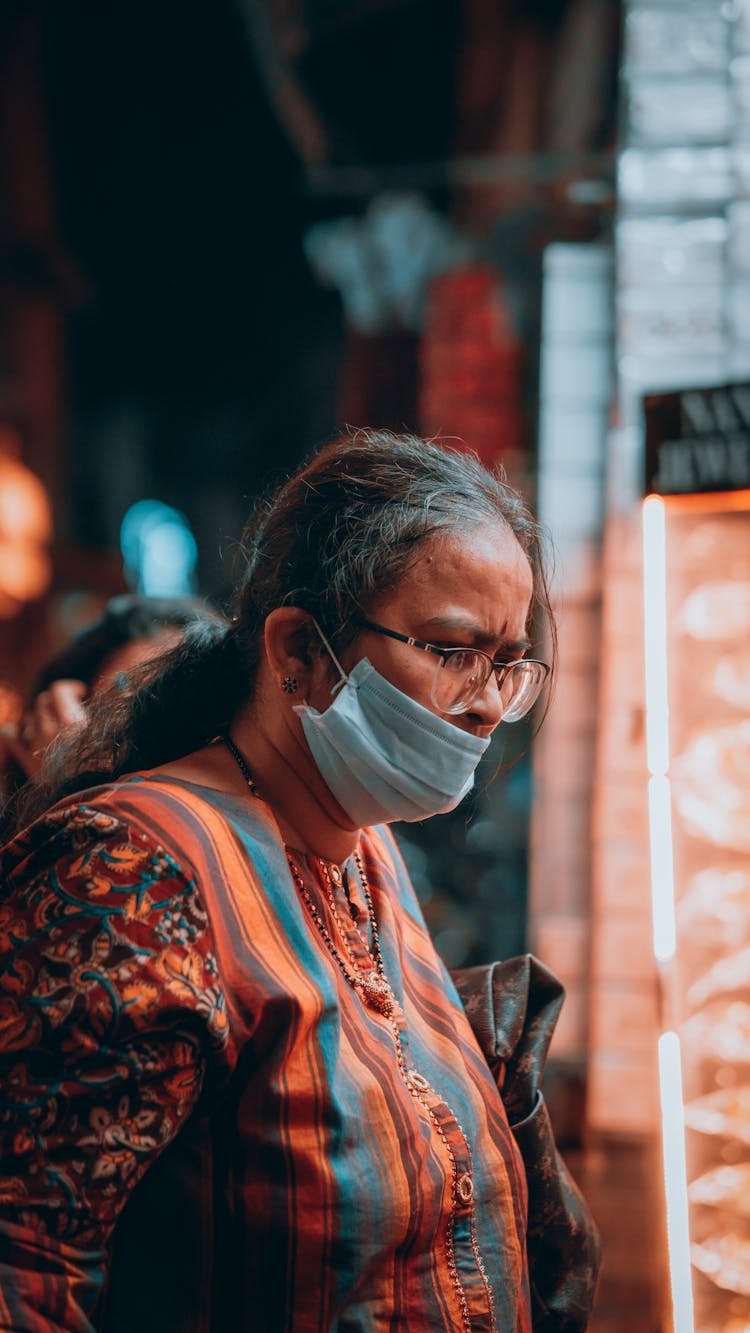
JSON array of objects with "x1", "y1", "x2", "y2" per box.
[{"x1": 235, "y1": 429, "x2": 555, "y2": 675}]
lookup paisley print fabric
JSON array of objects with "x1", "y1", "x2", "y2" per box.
[{"x1": 0, "y1": 805, "x2": 230, "y2": 1252}]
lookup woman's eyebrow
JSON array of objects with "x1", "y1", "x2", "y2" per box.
[
  {"x1": 492, "y1": 637, "x2": 531, "y2": 657},
  {"x1": 418, "y1": 617, "x2": 530, "y2": 654}
]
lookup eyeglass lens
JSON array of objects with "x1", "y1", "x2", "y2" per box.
[
  {"x1": 431, "y1": 651, "x2": 546, "y2": 719},
  {"x1": 498, "y1": 661, "x2": 547, "y2": 722}
]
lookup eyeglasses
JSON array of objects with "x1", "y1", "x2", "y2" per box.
[{"x1": 358, "y1": 618, "x2": 549, "y2": 720}]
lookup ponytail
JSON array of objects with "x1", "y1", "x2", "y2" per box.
[{"x1": 15, "y1": 619, "x2": 249, "y2": 828}]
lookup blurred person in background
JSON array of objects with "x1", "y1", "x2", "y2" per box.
[
  {"x1": 0, "y1": 594, "x2": 224, "y2": 822},
  {"x1": 0, "y1": 432, "x2": 599, "y2": 1332}
]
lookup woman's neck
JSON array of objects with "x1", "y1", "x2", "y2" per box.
[{"x1": 228, "y1": 708, "x2": 361, "y2": 865}]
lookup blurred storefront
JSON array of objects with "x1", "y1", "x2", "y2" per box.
[
  {"x1": 645, "y1": 456, "x2": 750, "y2": 1333},
  {"x1": 572, "y1": 4, "x2": 750, "y2": 1330}
]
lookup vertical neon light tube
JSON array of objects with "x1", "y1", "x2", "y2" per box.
[
  {"x1": 659, "y1": 1033, "x2": 695, "y2": 1333},
  {"x1": 643, "y1": 496, "x2": 676, "y2": 962},
  {"x1": 643, "y1": 497, "x2": 694, "y2": 1332},
  {"x1": 643, "y1": 497, "x2": 670, "y2": 777},
  {"x1": 648, "y1": 775, "x2": 676, "y2": 961}
]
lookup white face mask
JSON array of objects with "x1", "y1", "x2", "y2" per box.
[{"x1": 294, "y1": 626, "x2": 490, "y2": 828}]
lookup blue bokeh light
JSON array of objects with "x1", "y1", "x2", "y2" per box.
[{"x1": 120, "y1": 500, "x2": 197, "y2": 595}]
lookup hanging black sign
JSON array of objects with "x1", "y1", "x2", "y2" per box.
[{"x1": 644, "y1": 381, "x2": 750, "y2": 496}]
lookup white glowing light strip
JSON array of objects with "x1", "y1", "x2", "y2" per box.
[
  {"x1": 648, "y1": 775, "x2": 676, "y2": 962},
  {"x1": 658, "y1": 1032, "x2": 695, "y2": 1333},
  {"x1": 643, "y1": 496, "x2": 670, "y2": 777},
  {"x1": 643, "y1": 496, "x2": 676, "y2": 962}
]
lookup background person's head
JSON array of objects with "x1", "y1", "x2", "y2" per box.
[
  {"x1": 1, "y1": 594, "x2": 224, "y2": 804},
  {"x1": 33, "y1": 594, "x2": 224, "y2": 698}
]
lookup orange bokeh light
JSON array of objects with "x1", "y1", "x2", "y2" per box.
[{"x1": 0, "y1": 443, "x2": 53, "y2": 615}]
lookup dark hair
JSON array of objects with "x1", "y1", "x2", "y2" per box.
[
  {"x1": 34, "y1": 594, "x2": 223, "y2": 694},
  {"x1": 23, "y1": 431, "x2": 556, "y2": 820}
]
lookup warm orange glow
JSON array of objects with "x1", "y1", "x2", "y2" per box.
[
  {"x1": 0, "y1": 541, "x2": 52, "y2": 601},
  {"x1": 645, "y1": 494, "x2": 750, "y2": 1330},
  {"x1": 0, "y1": 447, "x2": 53, "y2": 614},
  {"x1": 645, "y1": 489, "x2": 750, "y2": 515},
  {"x1": 0, "y1": 454, "x2": 52, "y2": 544},
  {"x1": 0, "y1": 681, "x2": 23, "y2": 730}
]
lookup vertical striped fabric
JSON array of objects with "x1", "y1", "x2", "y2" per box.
[{"x1": 0, "y1": 774, "x2": 531, "y2": 1332}]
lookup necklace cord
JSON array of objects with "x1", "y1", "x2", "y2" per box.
[{"x1": 222, "y1": 733, "x2": 257, "y2": 791}]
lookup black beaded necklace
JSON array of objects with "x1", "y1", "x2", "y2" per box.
[{"x1": 222, "y1": 732, "x2": 257, "y2": 792}]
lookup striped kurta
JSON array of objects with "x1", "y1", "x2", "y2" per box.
[{"x1": 0, "y1": 774, "x2": 532, "y2": 1332}]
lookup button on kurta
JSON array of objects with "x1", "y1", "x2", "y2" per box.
[{"x1": 456, "y1": 1173, "x2": 474, "y2": 1205}]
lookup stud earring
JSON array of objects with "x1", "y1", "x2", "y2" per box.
[{"x1": 282, "y1": 675, "x2": 299, "y2": 694}]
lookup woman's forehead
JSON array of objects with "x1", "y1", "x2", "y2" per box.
[
  {"x1": 371, "y1": 524, "x2": 533, "y2": 626},
  {"x1": 412, "y1": 523, "x2": 530, "y2": 585}
]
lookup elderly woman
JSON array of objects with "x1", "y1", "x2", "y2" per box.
[{"x1": 0, "y1": 433, "x2": 599, "y2": 1332}]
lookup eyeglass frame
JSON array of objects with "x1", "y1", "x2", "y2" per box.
[{"x1": 355, "y1": 616, "x2": 550, "y2": 715}]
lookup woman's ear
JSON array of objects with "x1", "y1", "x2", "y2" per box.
[{"x1": 263, "y1": 608, "x2": 333, "y2": 698}]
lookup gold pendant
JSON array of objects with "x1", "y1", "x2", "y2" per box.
[{"x1": 358, "y1": 972, "x2": 394, "y2": 1015}]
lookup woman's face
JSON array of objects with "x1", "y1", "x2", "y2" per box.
[{"x1": 329, "y1": 521, "x2": 535, "y2": 739}]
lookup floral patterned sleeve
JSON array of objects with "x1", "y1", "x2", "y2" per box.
[{"x1": 0, "y1": 804, "x2": 231, "y2": 1333}]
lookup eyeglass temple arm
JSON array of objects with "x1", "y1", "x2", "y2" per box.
[{"x1": 358, "y1": 618, "x2": 448, "y2": 660}]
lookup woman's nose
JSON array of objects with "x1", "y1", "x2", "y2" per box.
[{"x1": 463, "y1": 671, "x2": 505, "y2": 733}]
